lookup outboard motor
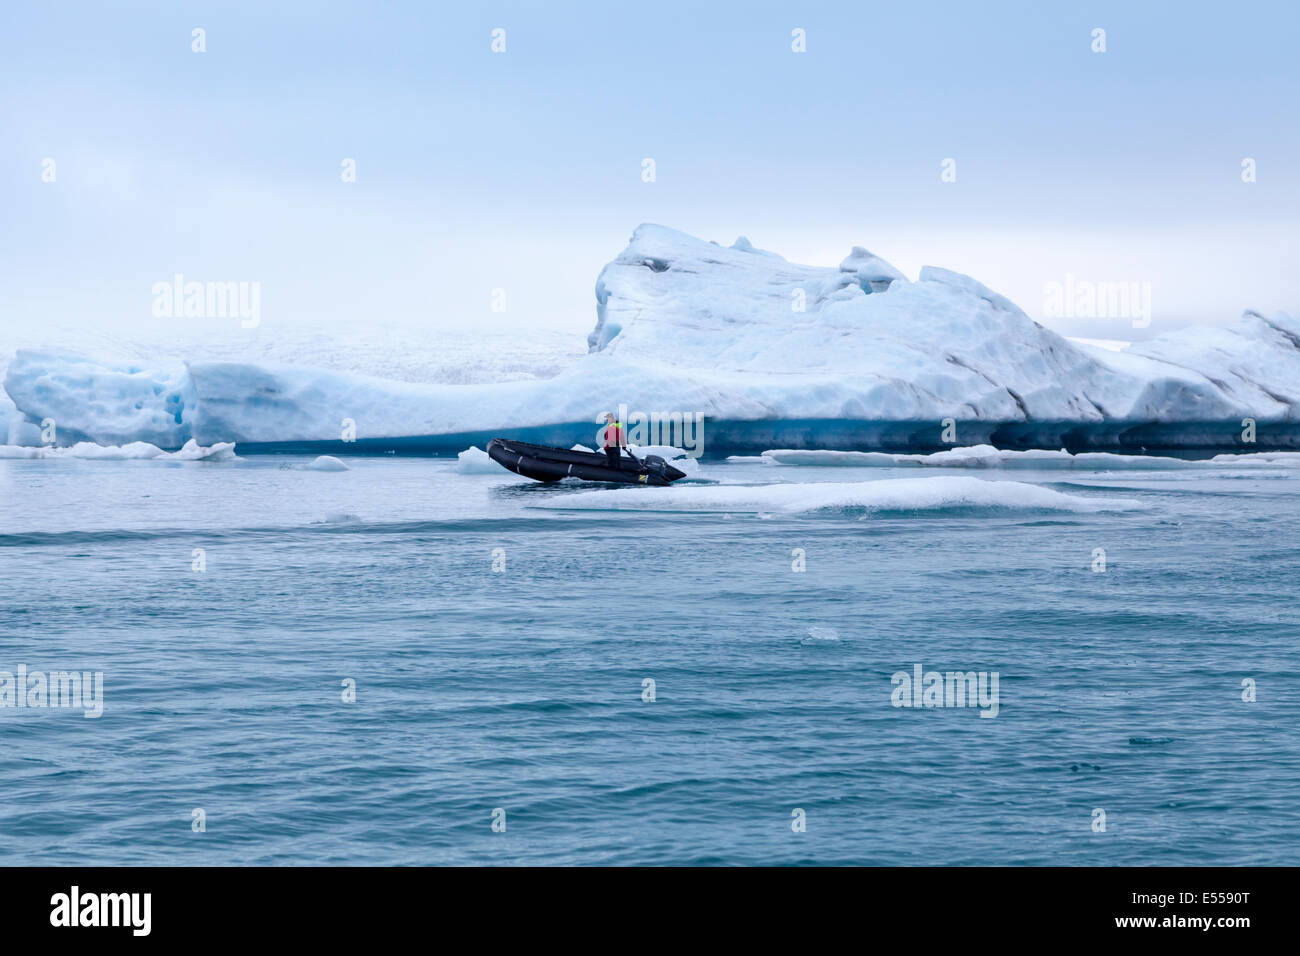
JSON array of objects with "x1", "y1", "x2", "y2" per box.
[{"x1": 641, "y1": 454, "x2": 670, "y2": 479}]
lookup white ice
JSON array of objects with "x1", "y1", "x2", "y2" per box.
[
  {"x1": 5, "y1": 225, "x2": 1298, "y2": 449},
  {"x1": 305, "y1": 455, "x2": 349, "y2": 471},
  {"x1": 0, "y1": 439, "x2": 235, "y2": 460},
  {"x1": 456, "y1": 446, "x2": 501, "y2": 474},
  {"x1": 760, "y1": 444, "x2": 1300, "y2": 469}
]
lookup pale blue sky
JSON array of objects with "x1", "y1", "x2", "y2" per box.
[{"x1": 3, "y1": 1, "x2": 1297, "y2": 340}]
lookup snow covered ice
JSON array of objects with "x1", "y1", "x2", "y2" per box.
[
  {"x1": 0, "y1": 439, "x2": 235, "y2": 460},
  {"x1": 305, "y1": 455, "x2": 349, "y2": 471},
  {"x1": 4, "y1": 225, "x2": 1299, "y2": 453},
  {"x1": 456, "y1": 446, "x2": 499, "y2": 474},
  {"x1": 759, "y1": 444, "x2": 1300, "y2": 470}
]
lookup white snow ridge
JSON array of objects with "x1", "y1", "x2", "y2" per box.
[{"x1": 3, "y1": 225, "x2": 1298, "y2": 453}]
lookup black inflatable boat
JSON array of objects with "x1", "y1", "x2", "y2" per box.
[{"x1": 486, "y1": 438, "x2": 687, "y2": 485}]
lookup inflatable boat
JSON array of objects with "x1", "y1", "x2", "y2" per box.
[{"x1": 486, "y1": 438, "x2": 687, "y2": 485}]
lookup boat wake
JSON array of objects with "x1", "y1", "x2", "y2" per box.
[{"x1": 529, "y1": 475, "x2": 1144, "y2": 516}]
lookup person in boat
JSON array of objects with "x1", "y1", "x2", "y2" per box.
[{"x1": 601, "y1": 412, "x2": 628, "y2": 470}]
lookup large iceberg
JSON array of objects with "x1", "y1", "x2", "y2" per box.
[
  {"x1": 4, "y1": 349, "x2": 195, "y2": 447},
  {"x1": 4, "y1": 225, "x2": 1297, "y2": 452}
]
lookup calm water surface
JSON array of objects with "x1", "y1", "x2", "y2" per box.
[{"x1": 1, "y1": 455, "x2": 1297, "y2": 864}]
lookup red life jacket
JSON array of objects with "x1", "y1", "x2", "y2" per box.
[{"x1": 603, "y1": 423, "x2": 623, "y2": 448}]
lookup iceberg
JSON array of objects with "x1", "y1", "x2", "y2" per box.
[
  {"x1": 760, "y1": 444, "x2": 1300, "y2": 470},
  {"x1": 4, "y1": 225, "x2": 1298, "y2": 453},
  {"x1": 305, "y1": 455, "x2": 349, "y2": 471},
  {"x1": 0, "y1": 439, "x2": 235, "y2": 460},
  {"x1": 456, "y1": 445, "x2": 500, "y2": 474},
  {"x1": 3, "y1": 348, "x2": 195, "y2": 447}
]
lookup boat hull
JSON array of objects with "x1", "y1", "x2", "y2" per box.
[{"x1": 485, "y1": 438, "x2": 686, "y2": 485}]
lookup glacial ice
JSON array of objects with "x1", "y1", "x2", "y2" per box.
[
  {"x1": 3, "y1": 349, "x2": 195, "y2": 447},
  {"x1": 456, "y1": 446, "x2": 500, "y2": 474},
  {"x1": 306, "y1": 455, "x2": 349, "y2": 471},
  {"x1": 760, "y1": 444, "x2": 1300, "y2": 470},
  {"x1": 4, "y1": 225, "x2": 1298, "y2": 452},
  {"x1": 0, "y1": 439, "x2": 235, "y2": 460}
]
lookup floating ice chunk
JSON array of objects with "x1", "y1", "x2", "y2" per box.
[
  {"x1": 0, "y1": 439, "x2": 235, "y2": 460},
  {"x1": 314, "y1": 513, "x2": 361, "y2": 524},
  {"x1": 168, "y1": 439, "x2": 236, "y2": 460},
  {"x1": 803, "y1": 626, "x2": 841, "y2": 643},
  {"x1": 761, "y1": 445, "x2": 1300, "y2": 470},
  {"x1": 1209, "y1": 450, "x2": 1300, "y2": 465},
  {"x1": 306, "y1": 455, "x2": 349, "y2": 471},
  {"x1": 62, "y1": 441, "x2": 171, "y2": 460},
  {"x1": 456, "y1": 446, "x2": 500, "y2": 474},
  {"x1": 762, "y1": 449, "x2": 916, "y2": 467}
]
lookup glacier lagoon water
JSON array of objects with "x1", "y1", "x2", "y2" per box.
[{"x1": 1, "y1": 455, "x2": 1297, "y2": 865}]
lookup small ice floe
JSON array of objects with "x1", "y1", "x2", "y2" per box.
[
  {"x1": 456, "y1": 445, "x2": 500, "y2": 474},
  {"x1": 801, "y1": 626, "x2": 841, "y2": 644},
  {"x1": 306, "y1": 455, "x2": 349, "y2": 471},
  {"x1": 312, "y1": 512, "x2": 361, "y2": 524},
  {"x1": 169, "y1": 439, "x2": 237, "y2": 460},
  {"x1": 762, "y1": 444, "x2": 1300, "y2": 471},
  {"x1": 0, "y1": 439, "x2": 236, "y2": 461}
]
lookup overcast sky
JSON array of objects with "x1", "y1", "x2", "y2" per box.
[{"x1": 4, "y1": 0, "x2": 1297, "y2": 342}]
